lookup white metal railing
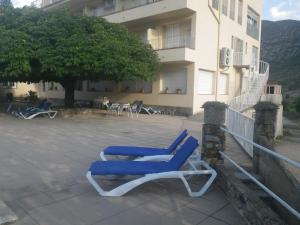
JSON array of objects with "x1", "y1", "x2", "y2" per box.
[
  {"x1": 149, "y1": 35, "x2": 194, "y2": 50},
  {"x1": 225, "y1": 108, "x2": 254, "y2": 156},
  {"x1": 220, "y1": 128, "x2": 300, "y2": 219},
  {"x1": 220, "y1": 151, "x2": 300, "y2": 219},
  {"x1": 228, "y1": 61, "x2": 269, "y2": 112},
  {"x1": 232, "y1": 52, "x2": 251, "y2": 67},
  {"x1": 225, "y1": 61, "x2": 269, "y2": 157}
]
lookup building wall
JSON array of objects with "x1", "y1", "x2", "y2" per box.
[
  {"x1": 36, "y1": 63, "x2": 195, "y2": 109},
  {"x1": 5, "y1": 0, "x2": 264, "y2": 115},
  {"x1": 0, "y1": 82, "x2": 37, "y2": 98}
]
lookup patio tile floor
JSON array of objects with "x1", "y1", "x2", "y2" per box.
[{"x1": 0, "y1": 113, "x2": 247, "y2": 225}]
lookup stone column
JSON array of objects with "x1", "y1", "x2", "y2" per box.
[
  {"x1": 202, "y1": 102, "x2": 227, "y2": 166},
  {"x1": 253, "y1": 102, "x2": 278, "y2": 173},
  {"x1": 253, "y1": 102, "x2": 300, "y2": 224}
]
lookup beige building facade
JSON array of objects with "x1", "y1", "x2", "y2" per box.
[{"x1": 3, "y1": 0, "x2": 264, "y2": 115}]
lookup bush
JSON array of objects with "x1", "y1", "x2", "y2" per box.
[
  {"x1": 254, "y1": 101, "x2": 278, "y2": 111},
  {"x1": 202, "y1": 101, "x2": 228, "y2": 110}
]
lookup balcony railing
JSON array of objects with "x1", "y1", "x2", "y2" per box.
[
  {"x1": 149, "y1": 35, "x2": 193, "y2": 50},
  {"x1": 31, "y1": 0, "x2": 62, "y2": 8},
  {"x1": 232, "y1": 52, "x2": 251, "y2": 67},
  {"x1": 33, "y1": 0, "x2": 163, "y2": 12}
]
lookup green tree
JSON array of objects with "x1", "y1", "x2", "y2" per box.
[
  {"x1": 0, "y1": 9, "x2": 160, "y2": 107},
  {"x1": 0, "y1": 0, "x2": 12, "y2": 8},
  {"x1": 0, "y1": 0, "x2": 13, "y2": 14}
]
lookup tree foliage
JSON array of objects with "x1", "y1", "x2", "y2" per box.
[
  {"x1": 0, "y1": 0, "x2": 12, "y2": 9},
  {"x1": 0, "y1": 8, "x2": 160, "y2": 106}
]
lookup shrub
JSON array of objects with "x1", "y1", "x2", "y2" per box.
[
  {"x1": 254, "y1": 101, "x2": 278, "y2": 111},
  {"x1": 202, "y1": 101, "x2": 228, "y2": 110}
]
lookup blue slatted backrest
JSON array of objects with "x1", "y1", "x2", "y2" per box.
[
  {"x1": 167, "y1": 129, "x2": 188, "y2": 153},
  {"x1": 169, "y1": 136, "x2": 199, "y2": 170}
]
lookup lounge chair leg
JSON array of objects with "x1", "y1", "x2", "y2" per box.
[{"x1": 180, "y1": 168, "x2": 217, "y2": 197}]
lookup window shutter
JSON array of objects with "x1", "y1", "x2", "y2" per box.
[
  {"x1": 198, "y1": 70, "x2": 214, "y2": 94},
  {"x1": 219, "y1": 73, "x2": 229, "y2": 95}
]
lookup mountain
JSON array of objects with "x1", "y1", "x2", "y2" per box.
[{"x1": 261, "y1": 20, "x2": 300, "y2": 91}]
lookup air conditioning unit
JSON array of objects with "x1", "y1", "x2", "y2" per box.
[{"x1": 220, "y1": 48, "x2": 232, "y2": 67}]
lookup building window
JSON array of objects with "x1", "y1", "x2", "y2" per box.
[
  {"x1": 164, "y1": 22, "x2": 192, "y2": 49},
  {"x1": 197, "y1": 70, "x2": 214, "y2": 95},
  {"x1": 75, "y1": 81, "x2": 83, "y2": 91},
  {"x1": 87, "y1": 81, "x2": 114, "y2": 92},
  {"x1": 212, "y1": 0, "x2": 219, "y2": 10},
  {"x1": 230, "y1": 0, "x2": 236, "y2": 20},
  {"x1": 238, "y1": 0, "x2": 243, "y2": 25},
  {"x1": 160, "y1": 69, "x2": 187, "y2": 94},
  {"x1": 247, "y1": 7, "x2": 260, "y2": 40},
  {"x1": 219, "y1": 73, "x2": 229, "y2": 95},
  {"x1": 2, "y1": 82, "x2": 17, "y2": 89},
  {"x1": 266, "y1": 86, "x2": 275, "y2": 94},
  {"x1": 104, "y1": 0, "x2": 115, "y2": 10},
  {"x1": 136, "y1": 30, "x2": 148, "y2": 44},
  {"x1": 231, "y1": 36, "x2": 244, "y2": 52},
  {"x1": 120, "y1": 80, "x2": 152, "y2": 93},
  {"x1": 222, "y1": 0, "x2": 228, "y2": 15}
]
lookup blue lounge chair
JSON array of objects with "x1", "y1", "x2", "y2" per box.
[
  {"x1": 87, "y1": 136, "x2": 217, "y2": 197},
  {"x1": 100, "y1": 129, "x2": 188, "y2": 161}
]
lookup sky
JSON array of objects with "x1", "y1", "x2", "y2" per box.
[
  {"x1": 263, "y1": 0, "x2": 300, "y2": 20},
  {"x1": 11, "y1": 0, "x2": 300, "y2": 21}
]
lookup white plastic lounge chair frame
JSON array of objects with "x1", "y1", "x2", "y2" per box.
[
  {"x1": 121, "y1": 103, "x2": 133, "y2": 118},
  {"x1": 86, "y1": 158, "x2": 216, "y2": 197},
  {"x1": 142, "y1": 106, "x2": 161, "y2": 115},
  {"x1": 19, "y1": 110, "x2": 58, "y2": 120},
  {"x1": 108, "y1": 103, "x2": 121, "y2": 116}
]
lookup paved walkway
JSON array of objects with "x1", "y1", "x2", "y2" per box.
[{"x1": 0, "y1": 112, "x2": 246, "y2": 225}]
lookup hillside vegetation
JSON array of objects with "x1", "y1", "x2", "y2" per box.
[{"x1": 261, "y1": 20, "x2": 300, "y2": 91}]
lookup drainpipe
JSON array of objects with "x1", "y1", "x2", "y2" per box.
[
  {"x1": 208, "y1": 0, "x2": 221, "y2": 101},
  {"x1": 215, "y1": 1, "x2": 222, "y2": 101}
]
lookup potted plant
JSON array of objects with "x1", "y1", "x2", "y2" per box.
[
  {"x1": 164, "y1": 87, "x2": 169, "y2": 94},
  {"x1": 176, "y1": 88, "x2": 182, "y2": 94}
]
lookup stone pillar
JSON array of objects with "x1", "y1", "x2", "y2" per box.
[
  {"x1": 253, "y1": 101, "x2": 300, "y2": 224},
  {"x1": 253, "y1": 102, "x2": 278, "y2": 173},
  {"x1": 202, "y1": 102, "x2": 227, "y2": 166}
]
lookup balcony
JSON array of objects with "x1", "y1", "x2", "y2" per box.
[
  {"x1": 102, "y1": 0, "x2": 197, "y2": 25},
  {"x1": 232, "y1": 52, "x2": 251, "y2": 68},
  {"x1": 31, "y1": 0, "x2": 69, "y2": 9},
  {"x1": 148, "y1": 35, "x2": 196, "y2": 63},
  {"x1": 149, "y1": 35, "x2": 193, "y2": 50}
]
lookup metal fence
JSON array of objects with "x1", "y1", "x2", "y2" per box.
[
  {"x1": 225, "y1": 108, "x2": 254, "y2": 156},
  {"x1": 220, "y1": 128, "x2": 300, "y2": 219}
]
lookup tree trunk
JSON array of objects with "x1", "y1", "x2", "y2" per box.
[{"x1": 61, "y1": 79, "x2": 75, "y2": 108}]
